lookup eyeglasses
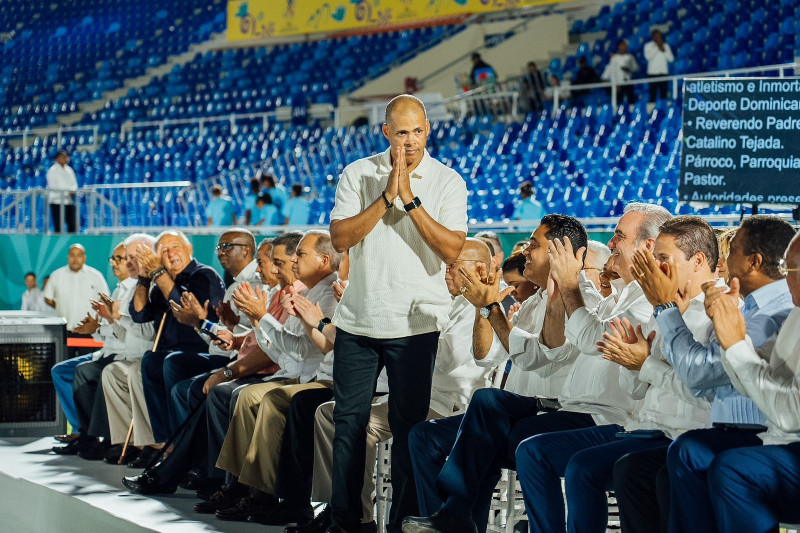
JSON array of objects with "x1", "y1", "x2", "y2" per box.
[
  {"x1": 215, "y1": 243, "x2": 249, "y2": 253},
  {"x1": 778, "y1": 258, "x2": 800, "y2": 277},
  {"x1": 108, "y1": 255, "x2": 125, "y2": 264}
]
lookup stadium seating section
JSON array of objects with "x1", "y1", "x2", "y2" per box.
[{"x1": 0, "y1": 0, "x2": 797, "y2": 231}]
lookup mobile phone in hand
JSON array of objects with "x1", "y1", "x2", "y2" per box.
[{"x1": 197, "y1": 327, "x2": 225, "y2": 344}]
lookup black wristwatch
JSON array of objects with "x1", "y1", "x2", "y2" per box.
[
  {"x1": 480, "y1": 302, "x2": 501, "y2": 319},
  {"x1": 222, "y1": 367, "x2": 234, "y2": 379},
  {"x1": 403, "y1": 196, "x2": 421, "y2": 212},
  {"x1": 317, "y1": 317, "x2": 332, "y2": 333}
]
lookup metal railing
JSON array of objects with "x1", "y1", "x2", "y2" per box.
[
  {"x1": 0, "y1": 124, "x2": 100, "y2": 150},
  {"x1": 119, "y1": 104, "x2": 336, "y2": 141},
  {"x1": 0, "y1": 188, "x2": 119, "y2": 233},
  {"x1": 552, "y1": 62, "x2": 797, "y2": 111}
]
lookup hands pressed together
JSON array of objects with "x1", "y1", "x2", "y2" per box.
[
  {"x1": 72, "y1": 312, "x2": 100, "y2": 335},
  {"x1": 702, "y1": 277, "x2": 746, "y2": 350},
  {"x1": 384, "y1": 146, "x2": 413, "y2": 205},
  {"x1": 458, "y1": 262, "x2": 512, "y2": 309},
  {"x1": 170, "y1": 291, "x2": 209, "y2": 327},
  {"x1": 231, "y1": 282, "x2": 269, "y2": 325},
  {"x1": 598, "y1": 317, "x2": 655, "y2": 371}
]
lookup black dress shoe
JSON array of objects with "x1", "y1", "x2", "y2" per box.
[
  {"x1": 103, "y1": 444, "x2": 126, "y2": 464},
  {"x1": 358, "y1": 522, "x2": 377, "y2": 533},
  {"x1": 52, "y1": 436, "x2": 89, "y2": 455},
  {"x1": 54, "y1": 433, "x2": 80, "y2": 443},
  {"x1": 284, "y1": 505, "x2": 331, "y2": 533},
  {"x1": 249, "y1": 501, "x2": 313, "y2": 526},
  {"x1": 108, "y1": 445, "x2": 140, "y2": 464},
  {"x1": 78, "y1": 439, "x2": 110, "y2": 461},
  {"x1": 128, "y1": 446, "x2": 161, "y2": 469},
  {"x1": 216, "y1": 496, "x2": 274, "y2": 522},
  {"x1": 193, "y1": 490, "x2": 239, "y2": 514},
  {"x1": 401, "y1": 511, "x2": 478, "y2": 533},
  {"x1": 122, "y1": 471, "x2": 177, "y2": 495}
]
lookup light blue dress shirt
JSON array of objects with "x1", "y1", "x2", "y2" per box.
[
  {"x1": 656, "y1": 278, "x2": 793, "y2": 424},
  {"x1": 284, "y1": 196, "x2": 310, "y2": 225},
  {"x1": 206, "y1": 196, "x2": 234, "y2": 226},
  {"x1": 513, "y1": 197, "x2": 545, "y2": 221},
  {"x1": 257, "y1": 204, "x2": 279, "y2": 226}
]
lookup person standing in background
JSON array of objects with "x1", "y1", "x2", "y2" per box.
[
  {"x1": 244, "y1": 178, "x2": 262, "y2": 225},
  {"x1": 602, "y1": 40, "x2": 638, "y2": 105},
  {"x1": 43, "y1": 244, "x2": 109, "y2": 332},
  {"x1": 21, "y1": 272, "x2": 52, "y2": 313},
  {"x1": 207, "y1": 185, "x2": 234, "y2": 226},
  {"x1": 284, "y1": 184, "x2": 311, "y2": 226},
  {"x1": 46, "y1": 150, "x2": 78, "y2": 233},
  {"x1": 644, "y1": 30, "x2": 673, "y2": 102},
  {"x1": 512, "y1": 181, "x2": 545, "y2": 222}
]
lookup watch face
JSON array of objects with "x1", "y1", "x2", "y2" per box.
[{"x1": 480, "y1": 307, "x2": 490, "y2": 319}]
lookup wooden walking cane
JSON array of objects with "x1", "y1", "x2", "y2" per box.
[{"x1": 118, "y1": 312, "x2": 167, "y2": 464}]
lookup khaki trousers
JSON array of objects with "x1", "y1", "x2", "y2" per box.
[
  {"x1": 102, "y1": 358, "x2": 157, "y2": 446},
  {"x1": 236, "y1": 380, "x2": 334, "y2": 494},
  {"x1": 216, "y1": 378, "x2": 302, "y2": 483}
]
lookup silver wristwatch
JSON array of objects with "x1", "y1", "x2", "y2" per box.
[{"x1": 480, "y1": 302, "x2": 500, "y2": 319}]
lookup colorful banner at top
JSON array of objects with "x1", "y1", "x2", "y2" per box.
[{"x1": 227, "y1": 0, "x2": 571, "y2": 41}]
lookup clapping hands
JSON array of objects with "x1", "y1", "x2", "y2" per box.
[
  {"x1": 231, "y1": 282, "x2": 269, "y2": 326},
  {"x1": 597, "y1": 317, "x2": 655, "y2": 371}
]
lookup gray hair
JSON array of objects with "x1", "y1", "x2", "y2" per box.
[
  {"x1": 585, "y1": 241, "x2": 612, "y2": 270},
  {"x1": 155, "y1": 230, "x2": 191, "y2": 247},
  {"x1": 257, "y1": 237, "x2": 274, "y2": 252},
  {"x1": 385, "y1": 94, "x2": 428, "y2": 124},
  {"x1": 302, "y1": 229, "x2": 343, "y2": 272},
  {"x1": 623, "y1": 202, "x2": 673, "y2": 244},
  {"x1": 272, "y1": 231, "x2": 303, "y2": 256},
  {"x1": 122, "y1": 233, "x2": 156, "y2": 248}
]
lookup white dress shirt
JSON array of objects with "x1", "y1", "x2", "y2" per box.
[
  {"x1": 206, "y1": 259, "x2": 262, "y2": 358},
  {"x1": 89, "y1": 280, "x2": 126, "y2": 361},
  {"x1": 46, "y1": 163, "x2": 78, "y2": 205},
  {"x1": 255, "y1": 272, "x2": 339, "y2": 383},
  {"x1": 619, "y1": 291, "x2": 714, "y2": 439},
  {"x1": 479, "y1": 274, "x2": 603, "y2": 400},
  {"x1": 560, "y1": 280, "x2": 653, "y2": 426},
  {"x1": 723, "y1": 307, "x2": 800, "y2": 445},
  {"x1": 110, "y1": 277, "x2": 156, "y2": 359},
  {"x1": 21, "y1": 287, "x2": 54, "y2": 314},
  {"x1": 602, "y1": 53, "x2": 639, "y2": 84},
  {"x1": 330, "y1": 148, "x2": 468, "y2": 338},
  {"x1": 42, "y1": 264, "x2": 110, "y2": 330},
  {"x1": 429, "y1": 295, "x2": 496, "y2": 416},
  {"x1": 644, "y1": 41, "x2": 674, "y2": 75}
]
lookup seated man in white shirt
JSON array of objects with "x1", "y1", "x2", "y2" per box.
[
  {"x1": 50, "y1": 241, "x2": 130, "y2": 460},
  {"x1": 403, "y1": 214, "x2": 606, "y2": 533},
  {"x1": 204, "y1": 231, "x2": 339, "y2": 520},
  {"x1": 302, "y1": 239, "x2": 498, "y2": 533},
  {"x1": 516, "y1": 215, "x2": 718, "y2": 533},
  {"x1": 687, "y1": 232, "x2": 800, "y2": 532}
]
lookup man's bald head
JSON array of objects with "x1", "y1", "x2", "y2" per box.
[
  {"x1": 384, "y1": 94, "x2": 427, "y2": 126},
  {"x1": 459, "y1": 238, "x2": 492, "y2": 266}
]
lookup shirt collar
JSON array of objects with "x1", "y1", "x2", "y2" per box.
[
  {"x1": 306, "y1": 272, "x2": 339, "y2": 299},
  {"x1": 121, "y1": 277, "x2": 138, "y2": 290},
  {"x1": 745, "y1": 278, "x2": 789, "y2": 311},
  {"x1": 377, "y1": 148, "x2": 432, "y2": 179},
  {"x1": 234, "y1": 259, "x2": 259, "y2": 284}
]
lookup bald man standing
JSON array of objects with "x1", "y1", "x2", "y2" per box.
[{"x1": 328, "y1": 94, "x2": 468, "y2": 533}]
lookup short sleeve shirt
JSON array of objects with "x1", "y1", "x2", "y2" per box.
[
  {"x1": 207, "y1": 197, "x2": 234, "y2": 226},
  {"x1": 284, "y1": 197, "x2": 310, "y2": 225},
  {"x1": 330, "y1": 148, "x2": 468, "y2": 338}
]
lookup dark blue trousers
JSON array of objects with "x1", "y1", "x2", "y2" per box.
[
  {"x1": 141, "y1": 350, "x2": 228, "y2": 442},
  {"x1": 331, "y1": 328, "x2": 439, "y2": 533},
  {"x1": 170, "y1": 371, "x2": 213, "y2": 431},
  {"x1": 436, "y1": 389, "x2": 593, "y2": 520},
  {"x1": 708, "y1": 441, "x2": 800, "y2": 533},
  {"x1": 667, "y1": 428, "x2": 762, "y2": 533},
  {"x1": 409, "y1": 414, "x2": 494, "y2": 533}
]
